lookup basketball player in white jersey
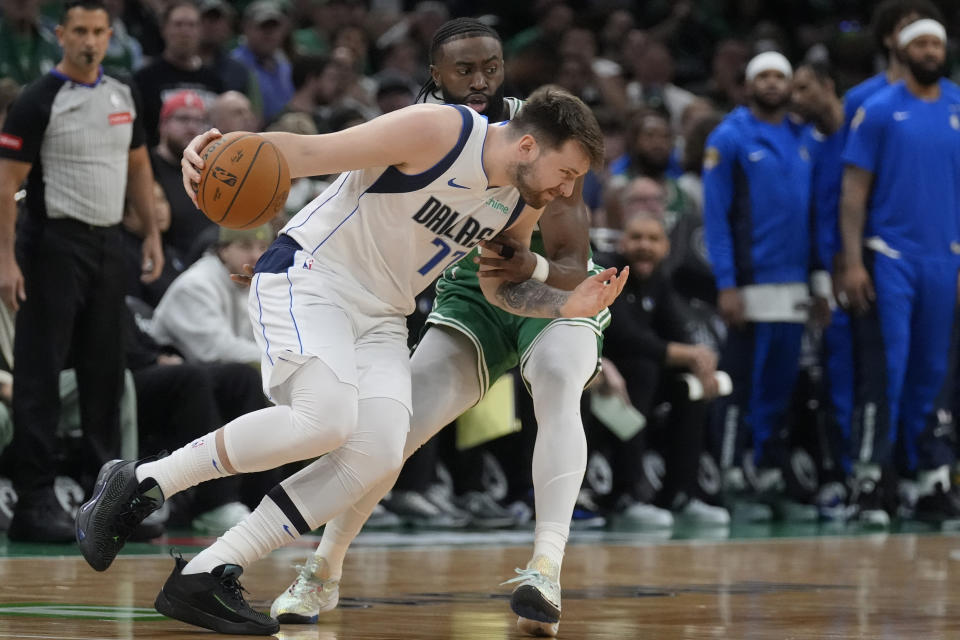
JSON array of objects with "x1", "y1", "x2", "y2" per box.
[
  {"x1": 75, "y1": 85, "x2": 625, "y2": 636},
  {"x1": 266, "y1": 19, "x2": 640, "y2": 637}
]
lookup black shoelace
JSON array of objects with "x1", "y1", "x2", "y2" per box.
[
  {"x1": 114, "y1": 492, "x2": 161, "y2": 541},
  {"x1": 218, "y1": 573, "x2": 251, "y2": 608}
]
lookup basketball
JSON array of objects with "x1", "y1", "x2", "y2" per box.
[{"x1": 195, "y1": 131, "x2": 291, "y2": 230}]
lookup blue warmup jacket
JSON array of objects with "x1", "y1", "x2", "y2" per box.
[{"x1": 702, "y1": 106, "x2": 813, "y2": 290}]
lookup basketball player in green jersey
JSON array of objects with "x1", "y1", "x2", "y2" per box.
[{"x1": 270, "y1": 19, "x2": 616, "y2": 636}]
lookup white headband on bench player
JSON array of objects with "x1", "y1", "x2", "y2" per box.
[
  {"x1": 745, "y1": 51, "x2": 793, "y2": 83},
  {"x1": 898, "y1": 19, "x2": 946, "y2": 48}
]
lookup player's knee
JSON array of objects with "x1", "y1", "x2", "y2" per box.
[
  {"x1": 527, "y1": 357, "x2": 582, "y2": 397},
  {"x1": 290, "y1": 390, "x2": 359, "y2": 449}
]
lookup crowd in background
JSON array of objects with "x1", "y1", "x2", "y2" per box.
[{"x1": 1, "y1": 0, "x2": 960, "y2": 541}]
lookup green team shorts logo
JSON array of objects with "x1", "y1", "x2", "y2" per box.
[{"x1": 485, "y1": 198, "x2": 509, "y2": 214}]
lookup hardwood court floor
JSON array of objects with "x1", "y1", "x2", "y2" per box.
[{"x1": 1, "y1": 528, "x2": 959, "y2": 639}]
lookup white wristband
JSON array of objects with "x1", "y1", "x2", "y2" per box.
[
  {"x1": 531, "y1": 253, "x2": 550, "y2": 283},
  {"x1": 810, "y1": 270, "x2": 832, "y2": 299}
]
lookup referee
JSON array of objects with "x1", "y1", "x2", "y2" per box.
[{"x1": 0, "y1": 0, "x2": 163, "y2": 542}]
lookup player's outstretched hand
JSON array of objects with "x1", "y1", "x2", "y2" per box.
[
  {"x1": 560, "y1": 266, "x2": 628, "y2": 318},
  {"x1": 230, "y1": 263, "x2": 255, "y2": 287},
  {"x1": 181, "y1": 128, "x2": 222, "y2": 207},
  {"x1": 476, "y1": 236, "x2": 536, "y2": 282}
]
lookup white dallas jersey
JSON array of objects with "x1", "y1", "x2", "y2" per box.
[{"x1": 281, "y1": 105, "x2": 526, "y2": 315}]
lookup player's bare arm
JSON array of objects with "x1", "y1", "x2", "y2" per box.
[
  {"x1": 476, "y1": 175, "x2": 590, "y2": 289},
  {"x1": 478, "y1": 205, "x2": 627, "y2": 318},
  {"x1": 127, "y1": 145, "x2": 164, "y2": 284},
  {"x1": 837, "y1": 164, "x2": 875, "y2": 313},
  {"x1": 0, "y1": 158, "x2": 31, "y2": 311},
  {"x1": 180, "y1": 104, "x2": 464, "y2": 206}
]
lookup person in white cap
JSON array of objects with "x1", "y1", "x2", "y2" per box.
[
  {"x1": 838, "y1": 15, "x2": 960, "y2": 526},
  {"x1": 702, "y1": 50, "x2": 826, "y2": 522}
]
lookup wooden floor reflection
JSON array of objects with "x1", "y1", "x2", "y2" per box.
[{"x1": 0, "y1": 532, "x2": 959, "y2": 638}]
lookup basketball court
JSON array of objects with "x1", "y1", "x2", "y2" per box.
[{"x1": 1, "y1": 522, "x2": 958, "y2": 639}]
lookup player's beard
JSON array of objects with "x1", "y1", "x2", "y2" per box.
[
  {"x1": 509, "y1": 160, "x2": 549, "y2": 209},
  {"x1": 906, "y1": 56, "x2": 945, "y2": 86},
  {"x1": 441, "y1": 84, "x2": 507, "y2": 122},
  {"x1": 752, "y1": 90, "x2": 790, "y2": 114}
]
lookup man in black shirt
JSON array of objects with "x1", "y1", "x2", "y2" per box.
[
  {"x1": 150, "y1": 89, "x2": 215, "y2": 263},
  {"x1": 133, "y1": 0, "x2": 223, "y2": 146},
  {"x1": 597, "y1": 207, "x2": 728, "y2": 524}
]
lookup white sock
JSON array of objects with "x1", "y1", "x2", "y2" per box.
[
  {"x1": 315, "y1": 505, "x2": 368, "y2": 580},
  {"x1": 183, "y1": 494, "x2": 298, "y2": 575},
  {"x1": 533, "y1": 521, "x2": 569, "y2": 571},
  {"x1": 136, "y1": 431, "x2": 229, "y2": 498}
]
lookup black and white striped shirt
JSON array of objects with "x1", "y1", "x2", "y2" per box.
[{"x1": 0, "y1": 67, "x2": 145, "y2": 226}]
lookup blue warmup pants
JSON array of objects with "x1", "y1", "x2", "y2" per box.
[
  {"x1": 852, "y1": 251, "x2": 958, "y2": 472},
  {"x1": 718, "y1": 321, "x2": 805, "y2": 470},
  {"x1": 822, "y1": 307, "x2": 854, "y2": 475}
]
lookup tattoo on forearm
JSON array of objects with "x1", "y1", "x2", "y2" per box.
[{"x1": 496, "y1": 280, "x2": 569, "y2": 317}]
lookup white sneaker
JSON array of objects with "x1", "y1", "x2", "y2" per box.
[
  {"x1": 502, "y1": 555, "x2": 561, "y2": 637},
  {"x1": 621, "y1": 501, "x2": 674, "y2": 528},
  {"x1": 270, "y1": 556, "x2": 340, "y2": 624},
  {"x1": 191, "y1": 501, "x2": 251, "y2": 535},
  {"x1": 679, "y1": 498, "x2": 730, "y2": 526}
]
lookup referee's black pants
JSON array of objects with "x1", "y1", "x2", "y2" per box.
[{"x1": 11, "y1": 218, "x2": 126, "y2": 498}]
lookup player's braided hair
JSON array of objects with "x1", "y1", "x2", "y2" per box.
[{"x1": 415, "y1": 18, "x2": 502, "y2": 104}]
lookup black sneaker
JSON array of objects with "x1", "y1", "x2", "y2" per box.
[
  {"x1": 76, "y1": 458, "x2": 164, "y2": 571},
  {"x1": 850, "y1": 478, "x2": 890, "y2": 527},
  {"x1": 8, "y1": 488, "x2": 75, "y2": 543},
  {"x1": 914, "y1": 482, "x2": 960, "y2": 524},
  {"x1": 154, "y1": 554, "x2": 279, "y2": 635}
]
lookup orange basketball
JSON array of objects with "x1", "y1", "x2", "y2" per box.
[{"x1": 196, "y1": 131, "x2": 291, "y2": 230}]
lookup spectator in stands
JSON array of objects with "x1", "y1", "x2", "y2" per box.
[
  {"x1": 292, "y1": 0, "x2": 359, "y2": 57},
  {"x1": 134, "y1": 0, "x2": 224, "y2": 146},
  {"x1": 597, "y1": 196, "x2": 730, "y2": 526},
  {"x1": 623, "y1": 39, "x2": 697, "y2": 132},
  {"x1": 0, "y1": 0, "x2": 60, "y2": 85},
  {"x1": 375, "y1": 72, "x2": 416, "y2": 114},
  {"x1": 121, "y1": 181, "x2": 186, "y2": 307},
  {"x1": 198, "y1": 0, "x2": 262, "y2": 117},
  {"x1": 150, "y1": 90, "x2": 214, "y2": 264},
  {"x1": 607, "y1": 108, "x2": 693, "y2": 228},
  {"x1": 231, "y1": 1, "x2": 294, "y2": 123},
  {"x1": 148, "y1": 225, "x2": 271, "y2": 365},
  {"x1": 209, "y1": 90, "x2": 259, "y2": 135},
  {"x1": 101, "y1": 0, "x2": 144, "y2": 78}
]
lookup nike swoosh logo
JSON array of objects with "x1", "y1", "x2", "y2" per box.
[
  {"x1": 748, "y1": 151, "x2": 765, "y2": 162},
  {"x1": 893, "y1": 111, "x2": 909, "y2": 121},
  {"x1": 283, "y1": 524, "x2": 295, "y2": 538},
  {"x1": 447, "y1": 178, "x2": 469, "y2": 189}
]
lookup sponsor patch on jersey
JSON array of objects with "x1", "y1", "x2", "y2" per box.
[
  {"x1": 108, "y1": 111, "x2": 133, "y2": 125},
  {"x1": 703, "y1": 146, "x2": 720, "y2": 170},
  {"x1": 0, "y1": 133, "x2": 23, "y2": 151},
  {"x1": 851, "y1": 107, "x2": 866, "y2": 130}
]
